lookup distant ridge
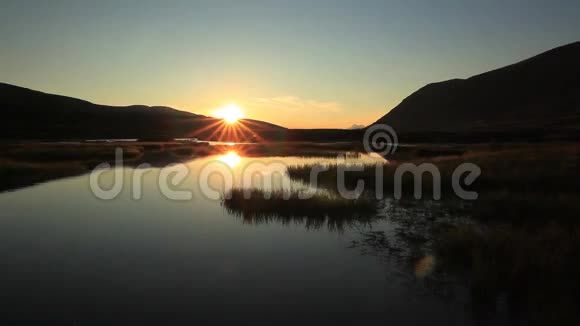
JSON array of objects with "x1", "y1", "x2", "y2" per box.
[
  {"x1": 374, "y1": 42, "x2": 580, "y2": 138},
  {"x1": 0, "y1": 83, "x2": 286, "y2": 141},
  {"x1": 3, "y1": 42, "x2": 580, "y2": 143}
]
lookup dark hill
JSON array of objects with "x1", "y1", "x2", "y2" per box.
[
  {"x1": 0, "y1": 83, "x2": 286, "y2": 141},
  {"x1": 374, "y1": 42, "x2": 580, "y2": 140}
]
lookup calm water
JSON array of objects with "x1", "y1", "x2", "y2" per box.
[{"x1": 0, "y1": 152, "x2": 491, "y2": 324}]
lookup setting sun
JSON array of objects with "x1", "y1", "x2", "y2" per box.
[{"x1": 214, "y1": 104, "x2": 244, "y2": 124}]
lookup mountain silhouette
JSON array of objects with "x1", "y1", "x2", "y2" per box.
[
  {"x1": 374, "y1": 42, "x2": 580, "y2": 137},
  {"x1": 0, "y1": 83, "x2": 286, "y2": 141},
  {"x1": 3, "y1": 42, "x2": 579, "y2": 143}
]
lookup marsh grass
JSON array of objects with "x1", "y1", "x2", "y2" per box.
[
  {"x1": 348, "y1": 195, "x2": 580, "y2": 323},
  {"x1": 0, "y1": 142, "x2": 222, "y2": 191},
  {"x1": 0, "y1": 159, "x2": 89, "y2": 192},
  {"x1": 281, "y1": 142, "x2": 580, "y2": 322},
  {"x1": 287, "y1": 143, "x2": 580, "y2": 198},
  {"x1": 288, "y1": 162, "x2": 455, "y2": 199},
  {"x1": 390, "y1": 145, "x2": 466, "y2": 160},
  {"x1": 434, "y1": 222, "x2": 580, "y2": 324},
  {"x1": 469, "y1": 192, "x2": 580, "y2": 223},
  {"x1": 1, "y1": 143, "x2": 145, "y2": 161},
  {"x1": 229, "y1": 141, "x2": 364, "y2": 158},
  {"x1": 222, "y1": 188, "x2": 377, "y2": 230}
]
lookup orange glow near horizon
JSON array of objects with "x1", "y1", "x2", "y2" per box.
[{"x1": 213, "y1": 104, "x2": 244, "y2": 124}]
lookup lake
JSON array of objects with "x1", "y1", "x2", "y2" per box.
[{"x1": 0, "y1": 150, "x2": 541, "y2": 324}]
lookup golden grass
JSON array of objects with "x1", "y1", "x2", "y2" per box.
[{"x1": 287, "y1": 143, "x2": 580, "y2": 198}]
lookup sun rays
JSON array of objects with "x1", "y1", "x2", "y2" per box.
[{"x1": 189, "y1": 116, "x2": 264, "y2": 143}]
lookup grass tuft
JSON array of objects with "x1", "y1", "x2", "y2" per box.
[{"x1": 222, "y1": 188, "x2": 377, "y2": 230}]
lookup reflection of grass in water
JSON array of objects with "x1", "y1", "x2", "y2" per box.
[
  {"x1": 221, "y1": 143, "x2": 580, "y2": 322},
  {"x1": 346, "y1": 197, "x2": 580, "y2": 323},
  {"x1": 222, "y1": 188, "x2": 377, "y2": 230}
]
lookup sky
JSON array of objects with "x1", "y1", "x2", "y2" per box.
[{"x1": 1, "y1": 0, "x2": 579, "y2": 128}]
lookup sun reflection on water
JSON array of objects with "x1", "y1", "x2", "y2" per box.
[{"x1": 220, "y1": 151, "x2": 242, "y2": 168}]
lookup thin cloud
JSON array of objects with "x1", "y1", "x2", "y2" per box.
[{"x1": 251, "y1": 96, "x2": 342, "y2": 112}]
